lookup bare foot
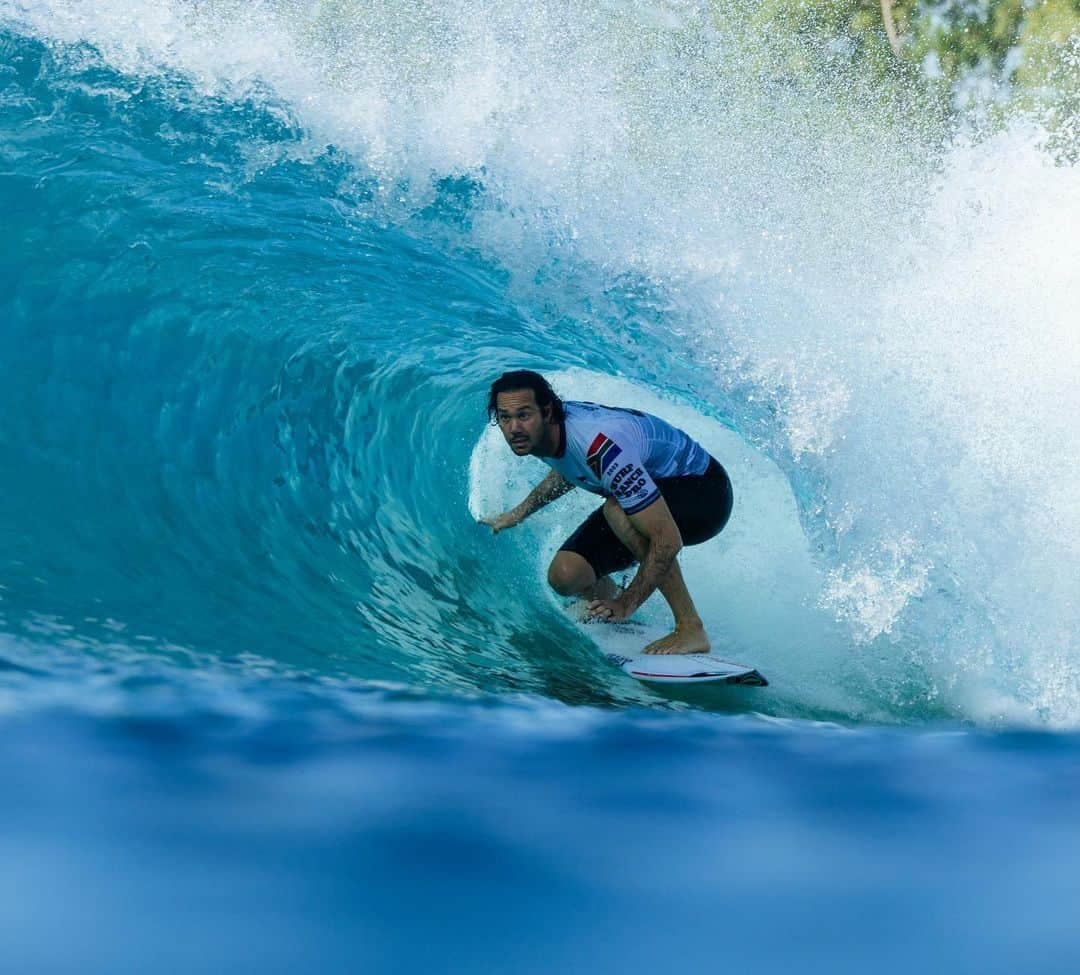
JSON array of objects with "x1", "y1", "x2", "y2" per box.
[{"x1": 643, "y1": 622, "x2": 711, "y2": 655}]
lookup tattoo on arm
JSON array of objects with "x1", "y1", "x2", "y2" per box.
[{"x1": 513, "y1": 470, "x2": 574, "y2": 522}]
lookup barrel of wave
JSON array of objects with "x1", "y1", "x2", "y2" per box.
[{"x1": 467, "y1": 368, "x2": 856, "y2": 718}]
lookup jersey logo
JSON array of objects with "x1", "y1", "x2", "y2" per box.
[{"x1": 587, "y1": 433, "x2": 622, "y2": 479}]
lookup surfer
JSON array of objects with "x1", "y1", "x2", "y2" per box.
[{"x1": 482, "y1": 370, "x2": 733, "y2": 655}]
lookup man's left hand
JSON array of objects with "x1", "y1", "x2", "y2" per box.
[{"x1": 586, "y1": 597, "x2": 633, "y2": 623}]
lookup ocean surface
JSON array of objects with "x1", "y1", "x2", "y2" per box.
[{"x1": 2, "y1": 2, "x2": 1079, "y2": 971}]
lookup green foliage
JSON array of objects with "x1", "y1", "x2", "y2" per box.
[
  {"x1": 899, "y1": 0, "x2": 1027, "y2": 77},
  {"x1": 742, "y1": 0, "x2": 1080, "y2": 153}
]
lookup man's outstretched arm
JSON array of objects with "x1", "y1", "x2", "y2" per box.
[{"x1": 482, "y1": 470, "x2": 574, "y2": 533}]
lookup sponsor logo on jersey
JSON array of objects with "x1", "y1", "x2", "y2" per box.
[
  {"x1": 586, "y1": 433, "x2": 622, "y2": 479},
  {"x1": 610, "y1": 462, "x2": 647, "y2": 498}
]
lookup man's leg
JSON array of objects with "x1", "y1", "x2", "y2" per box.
[{"x1": 601, "y1": 498, "x2": 710, "y2": 654}]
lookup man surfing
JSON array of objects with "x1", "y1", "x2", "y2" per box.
[{"x1": 481, "y1": 370, "x2": 733, "y2": 655}]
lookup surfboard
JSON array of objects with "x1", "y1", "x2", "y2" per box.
[
  {"x1": 565, "y1": 603, "x2": 768, "y2": 686},
  {"x1": 602, "y1": 650, "x2": 768, "y2": 685}
]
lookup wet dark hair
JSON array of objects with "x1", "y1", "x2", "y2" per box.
[{"x1": 487, "y1": 370, "x2": 565, "y2": 424}]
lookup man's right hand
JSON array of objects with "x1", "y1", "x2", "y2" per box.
[{"x1": 481, "y1": 511, "x2": 520, "y2": 534}]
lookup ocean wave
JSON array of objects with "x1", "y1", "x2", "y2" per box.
[{"x1": 2, "y1": 4, "x2": 1078, "y2": 725}]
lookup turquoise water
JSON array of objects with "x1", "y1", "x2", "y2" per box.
[{"x1": 2, "y1": 3, "x2": 1080, "y2": 971}]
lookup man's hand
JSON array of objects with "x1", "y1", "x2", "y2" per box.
[
  {"x1": 481, "y1": 511, "x2": 520, "y2": 534},
  {"x1": 586, "y1": 597, "x2": 634, "y2": 623}
]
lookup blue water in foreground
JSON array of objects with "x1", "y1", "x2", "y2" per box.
[{"x1": 2, "y1": 12, "x2": 1080, "y2": 972}]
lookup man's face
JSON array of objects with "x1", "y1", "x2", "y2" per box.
[{"x1": 495, "y1": 389, "x2": 551, "y2": 456}]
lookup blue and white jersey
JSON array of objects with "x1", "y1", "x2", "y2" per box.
[{"x1": 541, "y1": 401, "x2": 711, "y2": 515}]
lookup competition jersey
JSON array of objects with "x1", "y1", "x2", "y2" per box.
[{"x1": 540, "y1": 401, "x2": 711, "y2": 515}]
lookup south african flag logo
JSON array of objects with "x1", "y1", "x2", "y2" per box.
[{"x1": 587, "y1": 433, "x2": 622, "y2": 479}]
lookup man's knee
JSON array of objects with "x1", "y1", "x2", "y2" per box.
[{"x1": 547, "y1": 551, "x2": 595, "y2": 597}]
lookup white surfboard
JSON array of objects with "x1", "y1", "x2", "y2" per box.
[
  {"x1": 565, "y1": 603, "x2": 768, "y2": 686},
  {"x1": 601, "y1": 650, "x2": 768, "y2": 685}
]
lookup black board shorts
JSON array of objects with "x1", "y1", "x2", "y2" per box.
[{"x1": 558, "y1": 456, "x2": 733, "y2": 579}]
